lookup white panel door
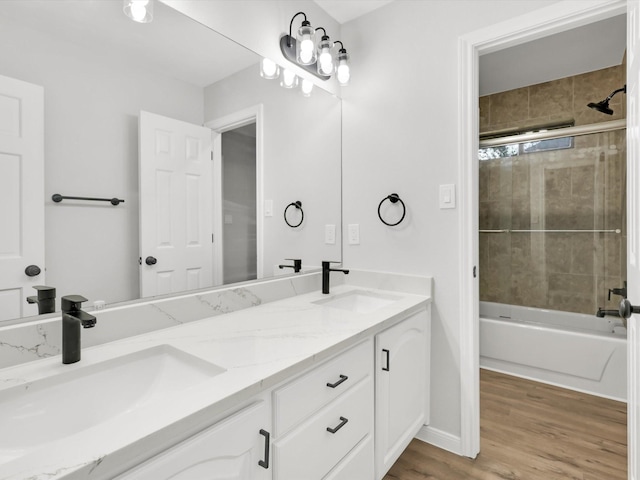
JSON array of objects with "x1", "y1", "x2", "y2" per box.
[
  {"x1": 628, "y1": 2, "x2": 640, "y2": 479},
  {"x1": 139, "y1": 111, "x2": 213, "y2": 298},
  {"x1": 0, "y1": 74, "x2": 44, "y2": 321}
]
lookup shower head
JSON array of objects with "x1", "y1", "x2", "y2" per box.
[{"x1": 587, "y1": 85, "x2": 626, "y2": 115}]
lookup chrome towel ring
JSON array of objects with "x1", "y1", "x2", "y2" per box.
[
  {"x1": 284, "y1": 201, "x2": 304, "y2": 228},
  {"x1": 378, "y1": 193, "x2": 406, "y2": 226}
]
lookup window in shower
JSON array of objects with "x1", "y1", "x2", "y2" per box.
[{"x1": 478, "y1": 128, "x2": 627, "y2": 315}]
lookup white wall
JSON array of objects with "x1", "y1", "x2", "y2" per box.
[
  {"x1": 339, "y1": 0, "x2": 560, "y2": 446},
  {"x1": 0, "y1": 16, "x2": 204, "y2": 307},
  {"x1": 204, "y1": 65, "x2": 342, "y2": 274}
]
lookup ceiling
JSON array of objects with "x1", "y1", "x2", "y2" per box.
[
  {"x1": 480, "y1": 14, "x2": 627, "y2": 96},
  {"x1": 313, "y1": 0, "x2": 394, "y2": 24}
]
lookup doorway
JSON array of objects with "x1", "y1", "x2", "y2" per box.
[
  {"x1": 221, "y1": 123, "x2": 257, "y2": 284},
  {"x1": 457, "y1": 0, "x2": 628, "y2": 460}
]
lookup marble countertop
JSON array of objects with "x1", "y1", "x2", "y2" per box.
[{"x1": 0, "y1": 283, "x2": 430, "y2": 480}]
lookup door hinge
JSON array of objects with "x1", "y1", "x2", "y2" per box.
[
  {"x1": 211, "y1": 151, "x2": 213, "y2": 161},
  {"x1": 212, "y1": 233, "x2": 214, "y2": 243},
  {"x1": 473, "y1": 266, "x2": 477, "y2": 278}
]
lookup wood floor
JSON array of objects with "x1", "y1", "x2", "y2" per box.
[{"x1": 384, "y1": 369, "x2": 627, "y2": 480}]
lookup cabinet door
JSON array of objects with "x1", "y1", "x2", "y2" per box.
[
  {"x1": 375, "y1": 310, "x2": 428, "y2": 479},
  {"x1": 117, "y1": 401, "x2": 271, "y2": 480}
]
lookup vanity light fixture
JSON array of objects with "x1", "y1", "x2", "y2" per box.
[
  {"x1": 123, "y1": 0, "x2": 154, "y2": 23},
  {"x1": 279, "y1": 12, "x2": 351, "y2": 85}
]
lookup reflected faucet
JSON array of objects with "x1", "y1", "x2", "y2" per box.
[
  {"x1": 322, "y1": 261, "x2": 349, "y2": 294},
  {"x1": 26, "y1": 285, "x2": 56, "y2": 314},
  {"x1": 61, "y1": 295, "x2": 96, "y2": 364},
  {"x1": 279, "y1": 259, "x2": 302, "y2": 273}
]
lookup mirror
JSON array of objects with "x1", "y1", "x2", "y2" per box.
[{"x1": 0, "y1": 0, "x2": 342, "y2": 323}]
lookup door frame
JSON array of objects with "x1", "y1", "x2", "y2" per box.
[
  {"x1": 457, "y1": 0, "x2": 627, "y2": 459},
  {"x1": 206, "y1": 104, "x2": 264, "y2": 286}
]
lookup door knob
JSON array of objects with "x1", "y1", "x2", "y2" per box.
[
  {"x1": 619, "y1": 298, "x2": 640, "y2": 319},
  {"x1": 145, "y1": 256, "x2": 157, "y2": 265},
  {"x1": 25, "y1": 265, "x2": 41, "y2": 277}
]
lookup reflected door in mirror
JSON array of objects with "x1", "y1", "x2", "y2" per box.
[
  {"x1": 0, "y1": 74, "x2": 44, "y2": 320},
  {"x1": 139, "y1": 111, "x2": 213, "y2": 298}
]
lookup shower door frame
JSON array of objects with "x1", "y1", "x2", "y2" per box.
[{"x1": 457, "y1": 0, "x2": 627, "y2": 461}]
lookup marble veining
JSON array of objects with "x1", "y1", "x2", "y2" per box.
[{"x1": 0, "y1": 273, "x2": 322, "y2": 370}]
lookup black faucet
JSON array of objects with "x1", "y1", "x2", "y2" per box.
[
  {"x1": 26, "y1": 285, "x2": 56, "y2": 314},
  {"x1": 322, "y1": 261, "x2": 349, "y2": 294},
  {"x1": 279, "y1": 259, "x2": 302, "y2": 273},
  {"x1": 596, "y1": 307, "x2": 621, "y2": 318},
  {"x1": 61, "y1": 295, "x2": 96, "y2": 364}
]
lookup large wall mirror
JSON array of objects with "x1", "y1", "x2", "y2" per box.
[{"x1": 0, "y1": 0, "x2": 342, "y2": 323}]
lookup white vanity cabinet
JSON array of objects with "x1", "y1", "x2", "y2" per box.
[
  {"x1": 115, "y1": 400, "x2": 272, "y2": 480},
  {"x1": 375, "y1": 308, "x2": 430, "y2": 479},
  {"x1": 272, "y1": 339, "x2": 375, "y2": 480}
]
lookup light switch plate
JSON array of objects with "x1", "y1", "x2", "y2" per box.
[
  {"x1": 325, "y1": 224, "x2": 336, "y2": 244},
  {"x1": 439, "y1": 184, "x2": 456, "y2": 209},
  {"x1": 348, "y1": 224, "x2": 360, "y2": 245}
]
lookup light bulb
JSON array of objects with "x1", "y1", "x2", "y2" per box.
[
  {"x1": 281, "y1": 69, "x2": 297, "y2": 89},
  {"x1": 337, "y1": 64, "x2": 350, "y2": 85},
  {"x1": 318, "y1": 51, "x2": 333, "y2": 75},
  {"x1": 260, "y1": 58, "x2": 279, "y2": 79},
  {"x1": 299, "y1": 38, "x2": 314, "y2": 63},
  {"x1": 301, "y1": 78, "x2": 313, "y2": 97},
  {"x1": 124, "y1": 0, "x2": 153, "y2": 23}
]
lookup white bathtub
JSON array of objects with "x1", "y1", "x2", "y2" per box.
[{"x1": 480, "y1": 301, "x2": 627, "y2": 402}]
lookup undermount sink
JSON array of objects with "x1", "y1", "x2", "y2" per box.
[
  {"x1": 313, "y1": 290, "x2": 399, "y2": 314},
  {"x1": 0, "y1": 344, "x2": 225, "y2": 463}
]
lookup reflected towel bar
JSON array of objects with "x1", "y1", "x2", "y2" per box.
[
  {"x1": 52, "y1": 194, "x2": 124, "y2": 206},
  {"x1": 480, "y1": 229, "x2": 621, "y2": 234}
]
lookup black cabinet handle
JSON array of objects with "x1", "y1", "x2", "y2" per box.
[
  {"x1": 382, "y1": 349, "x2": 390, "y2": 371},
  {"x1": 326, "y1": 374, "x2": 348, "y2": 388},
  {"x1": 326, "y1": 416, "x2": 348, "y2": 434},
  {"x1": 258, "y1": 429, "x2": 270, "y2": 469},
  {"x1": 145, "y1": 256, "x2": 157, "y2": 266}
]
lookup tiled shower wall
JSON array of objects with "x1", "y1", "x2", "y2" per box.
[{"x1": 479, "y1": 65, "x2": 627, "y2": 315}]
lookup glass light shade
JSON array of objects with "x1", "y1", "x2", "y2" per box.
[
  {"x1": 123, "y1": 0, "x2": 153, "y2": 23},
  {"x1": 301, "y1": 78, "x2": 314, "y2": 97},
  {"x1": 296, "y1": 22, "x2": 316, "y2": 65},
  {"x1": 260, "y1": 58, "x2": 280, "y2": 80},
  {"x1": 316, "y1": 37, "x2": 334, "y2": 76},
  {"x1": 280, "y1": 69, "x2": 298, "y2": 89},
  {"x1": 336, "y1": 50, "x2": 350, "y2": 86}
]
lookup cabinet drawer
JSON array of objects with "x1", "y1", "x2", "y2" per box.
[
  {"x1": 323, "y1": 434, "x2": 374, "y2": 480},
  {"x1": 274, "y1": 376, "x2": 373, "y2": 480},
  {"x1": 274, "y1": 338, "x2": 372, "y2": 436}
]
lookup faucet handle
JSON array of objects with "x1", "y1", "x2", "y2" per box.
[
  {"x1": 61, "y1": 295, "x2": 88, "y2": 312},
  {"x1": 33, "y1": 285, "x2": 56, "y2": 299}
]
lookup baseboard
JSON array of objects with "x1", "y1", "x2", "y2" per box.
[{"x1": 415, "y1": 425, "x2": 463, "y2": 456}]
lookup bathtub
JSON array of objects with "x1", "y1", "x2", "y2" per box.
[{"x1": 480, "y1": 301, "x2": 627, "y2": 402}]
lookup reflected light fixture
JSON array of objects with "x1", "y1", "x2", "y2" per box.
[
  {"x1": 334, "y1": 41, "x2": 350, "y2": 86},
  {"x1": 280, "y1": 69, "x2": 298, "y2": 89},
  {"x1": 315, "y1": 28, "x2": 334, "y2": 76},
  {"x1": 260, "y1": 58, "x2": 280, "y2": 80},
  {"x1": 123, "y1": 0, "x2": 154, "y2": 23},
  {"x1": 301, "y1": 78, "x2": 314, "y2": 97}
]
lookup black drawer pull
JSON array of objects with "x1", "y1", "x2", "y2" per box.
[
  {"x1": 326, "y1": 374, "x2": 348, "y2": 388},
  {"x1": 258, "y1": 429, "x2": 270, "y2": 469},
  {"x1": 382, "y1": 348, "x2": 390, "y2": 371},
  {"x1": 326, "y1": 416, "x2": 348, "y2": 434}
]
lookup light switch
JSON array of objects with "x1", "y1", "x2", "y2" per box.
[
  {"x1": 325, "y1": 224, "x2": 336, "y2": 244},
  {"x1": 439, "y1": 184, "x2": 456, "y2": 209},
  {"x1": 264, "y1": 199, "x2": 273, "y2": 217},
  {"x1": 348, "y1": 224, "x2": 360, "y2": 245}
]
